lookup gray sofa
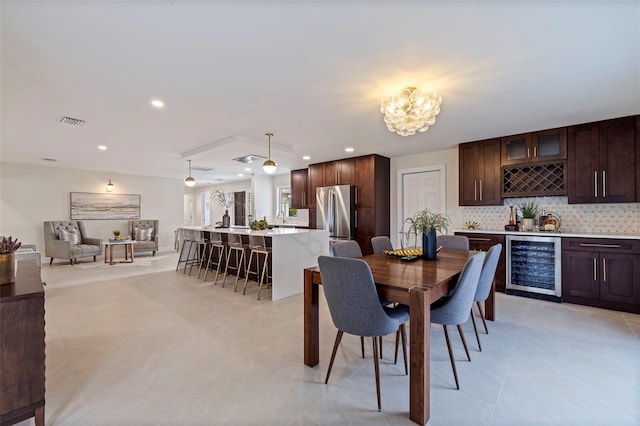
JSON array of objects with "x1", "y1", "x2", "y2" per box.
[
  {"x1": 44, "y1": 221, "x2": 103, "y2": 265},
  {"x1": 129, "y1": 219, "x2": 159, "y2": 256}
]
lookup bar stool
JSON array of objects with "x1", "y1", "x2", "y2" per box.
[
  {"x1": 240, "y1": 234, "x2": 272, "y2": 300},
  {"x1": 176, "y1": 229, "x2": 196, "y2": 272},
  {"x1": 222, "y1": 233, "x2": 246, "y2": 289},
  {"x1": 188, "y1": 231, "x2": 209, "y2": 276},
  {"x1": 201, "y1": 231, "x2": 226, "y2": 284}
]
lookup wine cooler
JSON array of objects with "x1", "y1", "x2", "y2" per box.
[{"x1": 506, "y1": 235, "x2": 562, "y2": 301}]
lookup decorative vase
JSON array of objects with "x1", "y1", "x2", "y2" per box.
[
  {"x1": 522, "y1": 217, "x2": 535, "y2": 232},
  {"x1": 222, "y1": 210, "x2": 231, "y2": 228},
  {"x1": 422, "y1": 229, "x2": 437, "y2": 261},
  {"x1": 0, "y1": 252, "x2": 17, "y2": 285}
]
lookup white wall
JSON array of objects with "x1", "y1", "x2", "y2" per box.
[
  {"x1": 1, "y1": 162, "x2": 184, "y2": 252},
  {"x1": 390, "y1": 147, "x2": 462, "y2": 246},
  {"x1": 192, "y1": 180, "x2": 251, "y2": 226},
  {"x1": 252, "y1": 174, "x2": 274, "y2": 220}
]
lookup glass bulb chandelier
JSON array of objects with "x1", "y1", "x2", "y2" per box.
[
  {"x1": 262, "y1": 132, "x2": 277, "y2": 174},
  {"x1": 185, "y1": 160, "x2": 196, "y2": 187},
  {"x1": 380, "y1": 87, "x2": 442, "y2": 136},
  {"x1": 105, "y1": 179, "x2": 114, "y2": 192}
]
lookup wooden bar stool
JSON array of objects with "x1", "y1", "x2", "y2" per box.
[
  {"x1": 240, "y1": 235, "x2": 272, "y2": 300},
  {"x1": 201, "y1": 231, "x2": 226, "y2": 284},
  {"x1": 222, "y1": 233, "x2": 246, "y2": 289},
  {"x1": 176, "y1": 229, "x2": 196, "y2": 272}
]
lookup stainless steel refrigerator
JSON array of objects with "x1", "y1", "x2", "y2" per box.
[{"x1": 316, "y1": 185, "x2": 356, "y2": 240}]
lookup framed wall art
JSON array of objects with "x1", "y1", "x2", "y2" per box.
[{"x1": 70, "y1": 192, "x2": 141, "y2": 220}]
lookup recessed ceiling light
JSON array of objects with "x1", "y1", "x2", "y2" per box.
[
  {"x1": 98, "y1": 145, "x2": 108, "y2": 150},
  {"x1": 151, "y1": 99, "x2": 164, "y2": 108},
  {"x1": 244, "y1": 168, "x2": 252, "y2": 172},
  {"x1": 302, "y1": 155, "x2": 311, "y2": 160},
  {"x1": 238, "y1": 173, "x2": 244, "y2": 177},
  {"x1": 345, "y1": 147, "x2": 354, "y2": 153}
]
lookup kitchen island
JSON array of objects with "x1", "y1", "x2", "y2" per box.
[{"x1": 179, "y1": 227, "x2": 330, "y2": 300}]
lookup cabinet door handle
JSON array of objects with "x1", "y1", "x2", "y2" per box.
[
  {"x1": 533, "y1": 146, "x2": 537, "y2": 157},
  {"x1": 594, "y1": 171, "x2": 598, "y2": 197},
  {"x1": 527, "y1": 147, "x2": 530, "y2": 158},
  {"x1": 602, "y1": 258, "x2": 607, "y2": 282},
  {"x1": 474, "y1": 180, "x2": 477, "y2": 201},
  {"x1": 302, "y1": 192, "x2": 306, "y2": 206},
  {"x1": 602, "y1": 171, "x2": 606, "y2": 198},
  {"x1": 593, "y1": 258, "x2": 597, "y2": 281},
  {"x1": 336, "y1": 171, "x2": 339, "y2": 185},
  {"x1": 355, "y1": 210, "x2": 358, "y2": 227},
  {"x1": 355, "y1": 187, "x2": 358, "y2": 205},
  {"x1": 468, "y1": 237, "x2": 492, "y2": 242},
  {"x1": 579, "y1": 243, "x2": 621, "y2": 248},
  {"x1": 479, "y1": 179, "x2": 483, "y2": 201}
]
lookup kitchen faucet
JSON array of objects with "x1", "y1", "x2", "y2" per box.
[{"x1": 276, "y1": 210, "x2": 286, "y2": 224}]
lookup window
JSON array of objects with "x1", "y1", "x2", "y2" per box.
[{"x1": 276, "y1": 185, "x2": 293, "y2": 217}]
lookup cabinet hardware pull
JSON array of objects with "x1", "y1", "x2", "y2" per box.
[
  {"x1": 303, "y1": 193, "x2": 306, "y2": 206},
  {"x1": 602, "y1": 258, "x2": 607, "y2": 282},
  {"x1": 533, "y1": 146, "x2": 537, "y2": 157},
  {"x1": 469, "y1": 238, "x2": 492, "y2": 241},
  {"x1": 594, "y1": 171, "x2": 598, "y2": 197},
  {"x1": 602, "y1": 171, "x2": 606, "y2": 198},
  {"x1": 593, "y1": 258, "x2": 597, "y2": 281},
  {"x1": 479, "y1": 179, "x2": 483, "y2": 201},
  {"x1": 336, "y1": 171, "x2": 339, "y2": 184},
  {"x1": 355, "y1": 210, "x2": 358, "y2": 227},
  {"x1": 527, "y1": 147, "x2": 530, "y2": 158},
  {"x1": 474, "y1": 180, "x2": 477, "y2": 201},
  {"x1": 579, "y1": 243, "x2": 621, "y2": 248},
  {"x1": 355, "y1": 187, "x2": 358, "y2": 205}
]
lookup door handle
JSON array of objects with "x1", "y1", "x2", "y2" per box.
[
  {"x1": 533, "y1": 146, "x2": 537, "y2": 157},
  {"x1": 602, "y1": 258, "x2": 607, "y2": 282},
  {"x1": 602, "y1": 171, "x2": 606, "y2": 198},
  {"x1": 579, "y1": 243, "x2": 621, "y2": 248},
  {"x1": 594, "y1": 171, "x2": 598, "y2": 197},
  {"x1": 468, "y1": 237, "x2": 492, "y2": 242},
  {"x1": 355, "y1": 187, "x2": 358, "y2": 205}
]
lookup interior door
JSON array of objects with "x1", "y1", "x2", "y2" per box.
[
  {"x1": 234, "y1": 192, "x2": 246, "y2": 226},
  {"x1": 183, "y1": 194, "x2": 193, "y2": 226}
]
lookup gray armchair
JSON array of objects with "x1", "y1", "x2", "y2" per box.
[
  {"x1": 129, "y1": 219, "x2": 159, "y2": 256},
  {"x1": 16, "y1": 244, "x2": 42, "y2": 271},
  {"x1": 43, "y1": 221, "x2": 103, "y2": 265}
]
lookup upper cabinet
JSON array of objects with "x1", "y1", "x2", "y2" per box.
[
  {"x1": 459, "y1": 138, "x2": 502, "y2": 206},
  {"x1": 290, "y1": 168, "x2": 309, "y2": 209},
  {"x1": 501, "y1": 128, "x2": 567, "y2": 166},
  {"x1": 322, "y1": 158, "x2": 356, "y2": 186},
  {"x1": 568, "y1": 116, "x2": 636, "y2": 204}
]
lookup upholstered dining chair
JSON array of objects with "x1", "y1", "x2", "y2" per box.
[
  {"x1": 436, "y1": 235, "x2": 470, "y2": 251},
  {"x1": 371, "y1": 236, "x2": 393, "y2": 254},
  {"x1": 331, "y1": 240, "x2": 363, "y2": 258},
  {"x1": 470, "y1": 243, "x2": 503, "y2": 351},
  {"x1": 430, "y1": 251, "x2": 485, "y2": 390},
  {"x1": 317, "y1": 255, "x2": 409, "y2": 411}
]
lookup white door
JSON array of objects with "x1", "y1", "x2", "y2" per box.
[{"x1": 184, "y1": 195, "x2": 194, "y2": 226}]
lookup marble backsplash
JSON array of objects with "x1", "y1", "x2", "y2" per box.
[{"x1": 462, "y1": 197, "x2": 640, "y2": 236}]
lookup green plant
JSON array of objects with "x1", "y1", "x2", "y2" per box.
[
  {"x1": 0, "y1": 236, "x2": 21, "y2": 254},
  {"x1": 408, "y1": 209, "x2": 451, "y2": 234},
  {"x1": 519, "y1": 201, "x2": 539, "y2": 219},
  {"x1": 113, "y1": 229, "x2": 121, "y2": 236}
]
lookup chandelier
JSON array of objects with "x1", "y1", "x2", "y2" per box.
[
  {"x1": 262, "y1": 132, "x2": 277, "y2": 174},
  {"x1": 380, "y1": 87, "x2": 442, "y2": 136},
  {"x1": 185, "y1": 160, "x2": 196, "y2": 187}
]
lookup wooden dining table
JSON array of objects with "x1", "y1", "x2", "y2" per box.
[{"x1": 303, "y1": 249, "x2": 496, "y2": 425}]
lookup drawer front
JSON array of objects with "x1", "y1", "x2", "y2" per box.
[{"x1": 562, "y1": 238, "x2": 640, "y2": 254}]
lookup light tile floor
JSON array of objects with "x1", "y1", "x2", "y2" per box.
[{"x1": 19, "y1": 251, "x2": 640, "y2": 425}]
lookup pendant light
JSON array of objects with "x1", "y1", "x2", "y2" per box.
[
  {"x1": 262, "y1": 132, "x2": 277, "y2": 174},
  {"x1": 105, "y1": 179, "x2": 114, "y2": 192},
  {"x1": 185, "y1": 160, "x2": 196, "y2": 187}
]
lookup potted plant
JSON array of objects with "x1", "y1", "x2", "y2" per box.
[
  {"x1": 519, "y1": 201, "x2": 539, "y2": 231},
  {"x1": 211, "y1": 189, "x2": 234, "y2": 228},
  {"x1": 0, "y1": 236, "x2": 21, "y2": 285},
  {"x1": 113, "y1": 229, "x2": 121, "y2": 239},
  {"x1": 408, "y1": 209, "x2": 451, "y2": 260}
]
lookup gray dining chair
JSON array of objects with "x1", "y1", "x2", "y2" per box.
[
  {"x1": 436, "y1": 235, "x2": 470, "y2": 251},
  {"x1": 430, "y1": 251, "x2": 485, "y2": 390},
  {"x1": 371, "y1": 236, "x2": 394, "y2": 254},
  {"x1": 331, "y1": 240, "x2": 363, "y2": 258},
  {"x1": 470, "y1": 243, "x2": 503, "y2": 351},
  {"x1": 317, "y1": 255, "x2": 409, "y2": 411}
]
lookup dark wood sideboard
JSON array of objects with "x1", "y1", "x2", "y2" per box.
[{"x1": 0, "y1": 259, "x2": 45, "y2": 426}]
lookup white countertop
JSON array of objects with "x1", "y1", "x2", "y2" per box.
[
  {"x1": 181, "y1": 226, "x2": 324, "y2": 237},
  {"x1": 453, "y1": 229, "x2": 640, "y2": 240}
]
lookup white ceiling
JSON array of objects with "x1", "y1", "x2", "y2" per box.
[{"x1": 2, "y1": 1, "x2": 639, "y2": 186}]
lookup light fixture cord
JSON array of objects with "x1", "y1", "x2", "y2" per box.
[{"x1": 265, "y1": 133, "x2": 273, "y2": 160}]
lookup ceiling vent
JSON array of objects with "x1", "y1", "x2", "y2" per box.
[
  {"x1": 232, "y1": 154, "x2": 266, "y2": 164},
  {"x1": 59, "y1": 116, "x2": 86, "y2": 126},
  {"x1": 192, "y1": 166, "x2": 214, "y2": 172}
]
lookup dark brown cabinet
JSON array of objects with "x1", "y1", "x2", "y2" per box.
[
  {"x1": 501, "y1": 128, "x2": 567, "y2": 165},
  {"x1": 323, "y1": 159, "x2": 356, "y2": 186},
  {"x1": 307, "y1": 164, "x2": 324, "y2": 209},
  {"x1": 290, "y1": 168, "x2": 309, "y2": 209},
  {"x1": 568, "y1": 116, "x2": 636, "y2": 204},
  {"x1": 454, "y1": 232, "x2": 506, "y2": 292},
  {"x1": 562, "y1": 238, "x2": 640, "y2": 314},
  {"x1": 459, "y1": 138, "x2": 502, "y2": 206},
  {"x1": 0, "y1": 260, "x2": 45, "y2": 426}
]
